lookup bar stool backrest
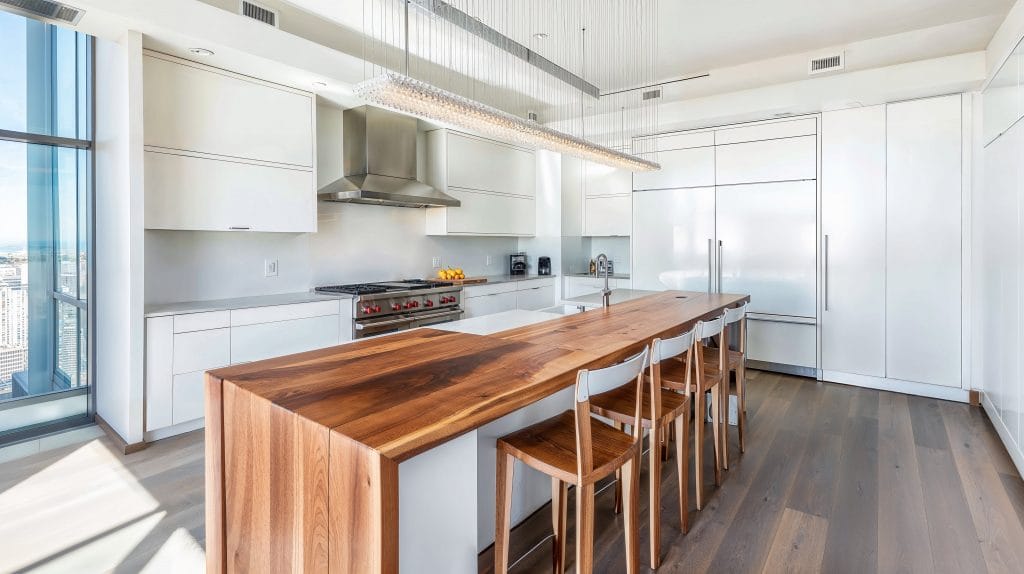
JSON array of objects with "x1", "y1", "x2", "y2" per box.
[
  {"x1": 724, "y1": 303, "x2": 747, "y2": 325},
  {"x1": 573, "y1": 347, "x2": 649, "y2": 479},
  {"x1": 650, "y1": 327, "x2": 695, "y2": 419},
  {"x1": 694, "y1": 314, "x2": 727, "y2": 379}
]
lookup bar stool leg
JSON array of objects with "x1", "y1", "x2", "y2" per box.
[
  {"x1": 612, "y1": 421, "x2": 623, "y2": 515},
  {"x1": 694, "y1": 388, "x2": 705, "y2": 510},
  {"x1": 737, "y1": 363, "x2": 747, "y2": 453},
  {"x1": 721, "y1": 377, "x2": 730, "y2": 471},
  {"x1": 576, "y1": 483, "x2": 596, "y2": 573},
  {"x1": 621, "y1": 455, "x2": 640, "y2": 574},
  {"x1": 675, "y1": 412, "x2": 690, "y2": 533},
  {"x1": 551, "y1": 478, "x2": 568, "y2": 574},
  {"x1": 495, "y1": 449, "x2": 514, "y2": 574},
  {"x1": 648, "y1": 425, "x2": 662, "y2": 568},
  {"x1": 711, "y1": 386, "x2": 722, "y2": 486}
]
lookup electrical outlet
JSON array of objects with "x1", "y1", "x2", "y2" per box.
[
  {"x1": 485, "y1": 255, "x2": 492, "y2": 266},
  {"x1": 431, "y1": 256, "x2": 442, "y2": 268},
  {"x1": 264, "y1": 259, "x2": 279, "y2": 277}
]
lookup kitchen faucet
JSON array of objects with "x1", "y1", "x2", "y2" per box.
[{"x1": 596, "y1": 253, "x2": 611, "y2": 308}]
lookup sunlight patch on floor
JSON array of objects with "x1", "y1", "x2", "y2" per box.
[{"x1": 142, "y1": 527, "x2": 206, "y2": 573}]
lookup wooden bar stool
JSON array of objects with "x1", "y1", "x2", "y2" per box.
[
  {"x1": 659, "y1": 314, "x2": 726, "y2": 510},
  {"x1": 589, "y1": 329, "x2": 694, "y2": 569},
  {"x1": 495, "y1": 348, "x2": 649, "y2": 574},
  {"x1": 702, "y1": 302, "x2": 748, "y2": 464}
]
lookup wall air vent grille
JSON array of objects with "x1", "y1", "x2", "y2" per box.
[
  {"x1": 240, "y1": 0, "x2": 278, "y2": 27},
  {"x1": 0, "y1": 0, "x2": 84, "y2": 24},
  {"x1": 809, "y1": 52, "x2": 845, "y2": 75},
  {"x1": 642, "y1": 89, "x2": 662, "y2": 101}
]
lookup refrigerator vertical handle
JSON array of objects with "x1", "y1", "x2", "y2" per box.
[
  {"x1": 717, "y1": 240, "x2": 723, "y2": 294},
  {"x1": 824, "y1": 234, "x2": 830, "y2": 311},
  {"x1": 707, "y1": 238, "x2": 713, "y2": 293}
]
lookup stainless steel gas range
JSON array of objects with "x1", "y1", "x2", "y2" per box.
[{"x1": 315, "y1": 280, "x2": 463, "y2": 339}]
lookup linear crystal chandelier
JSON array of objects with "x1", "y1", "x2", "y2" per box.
[{"x1": 358, "y1": 0, "x2": 661, "y2": 171}]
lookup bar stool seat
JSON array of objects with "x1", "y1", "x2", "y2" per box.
[
  {"x1": 662, "y1": 355, "x2": 725, "y2": 391},
  {"x1": 702, "y1": 346, "x2": 743, "y2": 370},
  {"x1": 590, "y1": 384, "x2": 689, "y2": 429},
  {"x1": 498, "y1": 411, "x2": 639, "y2": 484}
]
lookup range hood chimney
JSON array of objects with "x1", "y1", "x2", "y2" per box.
[{"x1": 318, "y1": 106, "x2": 460, "y2": 208}]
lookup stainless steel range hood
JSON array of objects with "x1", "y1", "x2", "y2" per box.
[{"x1": 318, "y1": 106, "x2": 460, "y2": 208}]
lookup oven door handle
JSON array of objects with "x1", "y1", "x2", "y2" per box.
[
  {"x1": 411, "y1": 309, "x2": 464, "y2": 323},
  {"x1": 355, "y1": 316, "x2": 417, "y2": 330}
]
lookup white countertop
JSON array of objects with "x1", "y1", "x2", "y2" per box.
[
  {"x1": 432, "y1": 309, "x2": 561, "y2": 336},
  {"x1": 144, "y1": 291, "x2": 350, "y2": 318},
  {"x1": 567, "y1": 272, "x2": 631, "y2": 279},
  {"x1": 471, "y1": 274, "x2": 556, "y2": 285},
  {"x1": 562, "y1": 288, "x2": 661, "y2": 308}
]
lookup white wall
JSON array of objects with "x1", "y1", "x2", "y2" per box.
[{"x1": 94, "y1": 32, "x2": 146, "y2": 444}]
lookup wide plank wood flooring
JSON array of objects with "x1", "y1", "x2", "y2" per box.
[
  {"x1": 479, "y1": 371, "x2": 1024, "y2": 573},
  {"x1": 0, "y1": 371, "x2": 1021, "y2": 573}
]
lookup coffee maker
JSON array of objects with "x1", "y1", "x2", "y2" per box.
[
  {"x1": 538, "y1": 256, "x2": 551, "y2": 275},
  {"x1": 509, "y1": 253, "x2": 527, "y2": 275}
]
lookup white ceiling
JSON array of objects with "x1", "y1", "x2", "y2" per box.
[{"x1": 655, "y1": 0, "x2": 1013, "y2": 80}]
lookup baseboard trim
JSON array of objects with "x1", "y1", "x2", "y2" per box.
[
  {"x1": 981, "y1": 392, "x2": 1024, "y2": 478},
  {"x1": 819, "y1": 370, "x2": 970, "y2": 403},
  {"x1": 95, "y1": 414, "x2": 147, "y2": 455},
  {"x1": 747, "y1": 360, "x2": 816, "y2": 378},
  {"x1": 144, "y1": 418, "x2": 205, "y2": 442}
]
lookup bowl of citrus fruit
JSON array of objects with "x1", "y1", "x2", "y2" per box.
[{"x1": 437, "y1": 267, "x2": 465, "y2": 281}]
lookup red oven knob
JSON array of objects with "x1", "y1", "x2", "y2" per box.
[
  {"x1": 425, "y1": 300, "x2": 434, "y2": 307},
  {"x1": 362, "y1": 306, "x2": 372, "y2": 314},
  {"x1": 440, "y1": 296, "x2": 449, "y2": 304},
  {"x1": 392, "y1": 303, "x2": 401, "y2": 311},
  {"x1": 374, "y1": 305, "x2": 382, "y2": 313},
  {"x1": 411, "y1": 301, "x2": 419, "y2": 308},
  {"x1": 404, "y1": 302, "x2": 413, "y2": 309}
]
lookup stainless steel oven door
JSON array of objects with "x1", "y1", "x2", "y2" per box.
[{"x1": 353, "y1": 308, "x2": 463, "y2": 338}]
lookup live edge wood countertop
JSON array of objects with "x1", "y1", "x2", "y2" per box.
[{"x1": 204, "y1": 290, "x2": 749, "y2": 573}]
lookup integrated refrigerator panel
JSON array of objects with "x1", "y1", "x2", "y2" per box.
[
  {"x1": 631, "y1": 186, "x2": 716, "y2": 292},
  {"x1": 716, "y1": 180, "x2": 817, "y2": 317}
]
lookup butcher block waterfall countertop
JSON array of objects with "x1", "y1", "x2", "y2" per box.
[{"x1": 204, "y1": 290, "x2": 749, "y2": 573}]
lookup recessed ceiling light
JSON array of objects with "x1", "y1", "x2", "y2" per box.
[
  {"x1": 533, "y1": 32, "x2": 549, "y2": 39},
  {"x1": 188, "y1": 48, "x2": 214, "y2": 57},
  {"x1": 313, "y1": 81, "x2": 328, "y2": 88}
]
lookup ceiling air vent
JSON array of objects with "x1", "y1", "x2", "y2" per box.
[
  {"x1": 809, "y1": 52, "x2": 845, "y2": 76},
  {"x1": 0, "y1": 0, "x2": 84, "y2": 25},
  {"x1": 240, "y1": 0, "x2": 278, "y2": 28},
  {"x1": 642, "y1": 89, "x2": 662, "y2": 101}
]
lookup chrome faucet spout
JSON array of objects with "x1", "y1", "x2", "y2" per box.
[{"x1": 596, "y1": 253, "x2": 611, "y2": 308}]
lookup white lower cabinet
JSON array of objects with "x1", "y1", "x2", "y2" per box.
[
  {"x1": 145, "y1": 299, "x2": 347, "y2": 438},
  {"x1": 463, "y1": 278, "x2": 556, "y2": 318},
  {"x1": 565, "y1": 276, "x2": 619, "y2": 298}
]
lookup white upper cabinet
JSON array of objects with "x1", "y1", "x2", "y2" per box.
[
  {"x1": 714, "y1": 117, "x2": 817, "y2": 145},
  {"x1": 885, "y1": 95, "x2": 962, "y2": 388},
  {"x1": 820, "y1": 106, "x2": 887, "y2": 378},
  {"x1": 716, "y1": 135, "x2": 817, "y2": 185},
  {"x1": 425, "y1": 130, "x2": 537, "y2": 236},
  {"x1": 633, "y1": 146, "x2": 715, "y2": 190},
  {"x1": 583, "y1": 194, "x2": 631, "y2": 237},
  {"x1": 144, "y1": 52, "x2": 314, "y2": 167},
  {"x1": 142, "y1": 51, "x2": 316, "y2": 233},
  {"x1": 584, "y1": 162, "x2": 632, "y2": 196}
]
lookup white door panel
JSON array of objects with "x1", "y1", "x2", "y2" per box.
[
  {"x1": 583, "y1": 195, "x2": 631, "y2": 236},
  {"x1": 632, "y1": 187, "x2": 716, "y2": 292},
  {"x1": 717, "y1": 181, "x2": 817, "y2": 317},
  {"x1": 230, "y1": 315, "x2": 341, "y2": 363},
  {"x1": 885, "y1": 95, "x2": 962, "y2": 388},
  {"x1": 820, "y1": 106, "x2": 886, "y2": 377},
  {"x1": 632, "y1": 147, "x2": 715, "y2": 190},
  {"x1": 715, "y1": 136, "x2": 817, "y2": 185}
]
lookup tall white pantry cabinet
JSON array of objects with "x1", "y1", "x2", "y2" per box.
[{"x1": 820, "y1": 94, "x2": 966, "y2": 397}]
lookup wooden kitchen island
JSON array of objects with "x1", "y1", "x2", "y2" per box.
[{"x1": 204, "y1": 290, "x2": 748, "y2": 573}]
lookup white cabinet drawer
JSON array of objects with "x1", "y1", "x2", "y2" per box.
[
  {"x1": 173, "y1": 311, "x2": 230, "y2": 333},
  {"x1": 714, "y1": 118, "x2": 817, "y2": 145},
  {"x1": 715, "y1": 135, "x2": 817, "y2": 185},
  {"x1": 446, "y1": 133, "x2": 535, "y2": 197},
  {"x1": 143, "y1": 52, "x2": 313, "y2": 167},
  {"x1": 464, "y1": 291, "x2": 518, "y2": 319},
  {"x1": 516, "y1": 285, "x2": 555, "y2": 311},
  {"x1": 465, "y1": 282, "x2": 518, "y2": 298},
  {"x1": 516, "y1": 277, "x2": 556, "y2": 289},
  {"x1": 172, "y1": 328, "x2": 230, "y2": 375},
  {"x1": 231, "y1": 314, "x2": 340, "y2": 364},
  {"x1": 230, "y1": 300, "x2": 340, "y2": 327},
  {"x1": 144, "y1": 151, "x2": 315, "y2": 233},
  {"x1": 427, "y1": 188, "x2": 536, "y2": 236},
  {"x1": 583, "y1": 195, "x2": 631, "y2": 236},
  {"x1": 746, "y1": 318, "x2": 816, "y2": 368},
  {"x1": 172, "y1": 371, "x2": 206, "y2": 425},
  {"x1": 633, "y1": 146, "x2": 715, "y2": 190}
]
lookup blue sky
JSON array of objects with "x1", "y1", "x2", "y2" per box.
[{"x1": 0, "y1": 11, "x2": 28, "y2": 252}]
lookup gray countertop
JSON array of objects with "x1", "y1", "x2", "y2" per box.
[
  {"x1": 567, "y1": 272, "x2": 631, "y2": 279},
  {"x1": 563, "y1": 288, "x2": 660, "y2": 308},
  {"x1": 144, "y1": 291, "x2": 350, "y2": 318},
  {"x1": 468, "y1": 274, "x2": 557, "y2": 285}
]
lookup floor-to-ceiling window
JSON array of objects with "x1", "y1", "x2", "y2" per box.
[{"x1": 0, "y1": 10, "x2": 93, "y2": 442}]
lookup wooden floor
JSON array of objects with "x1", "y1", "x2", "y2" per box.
[
  {"x1": 479, "y1": 371, "x2": 1024, "y2": 573},
  {"x1": 0, "y1": 371, "x2": 1021, "y2": 573}
]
